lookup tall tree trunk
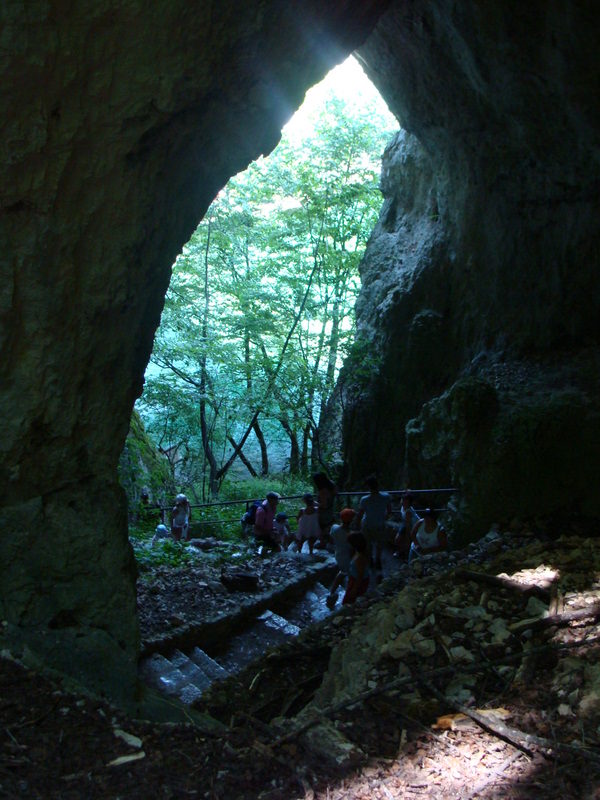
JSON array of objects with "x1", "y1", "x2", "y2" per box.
[
  {"x1": 252, "y1": 419, "x2": 269, "y2": 475},
  {"x1": 199, "y1": 216, "x2": 219, "y2": 496},
  {"x1": 244, "y1": 323, "x2": 269, "y2": 475},
  {"x1": 301, "y1": 423, "x2": 312, "y2": 472},
  {"x1": 318, "y1": 294, "x2": 341, "y2": 425},
  {"x1": 279, "y1": 417, "x2": 300, "y2": 474},
  {"x1": 217, "y1": 257, "x2": 321, "y2": 480}
]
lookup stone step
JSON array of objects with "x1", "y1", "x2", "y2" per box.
[
  {"x1": 139, "y1": 653, "x2": 190, "y2": 697},
  {"x1": 188, "y1": 646, "x2": 229, "y2": 681},
  {"x1": 140, "y1": 649, "x2": 227, "y2": 705},
  {"x1": 169, "y1": 650, "x2": 213, "y2": 692},
  {"x1": 259, "y1": 609, "x2": 301, "y2": 637}
]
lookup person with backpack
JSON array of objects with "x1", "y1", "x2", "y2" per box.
[
  {"x1": 253, "y1": 491, "x2": 281, "y2": 550},
  {"x1": 313, "y1": 471, "x2": 337, "y2": 547},
  {"x1": 356, "y1": 475, "x2": 392, "y2": 571},
  {"x1": 241, "y1": 499, "x2": 262, "y2": 536}
]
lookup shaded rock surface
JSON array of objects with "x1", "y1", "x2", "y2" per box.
[
  {"x1": 118, "y1": 409, "x2": 173, "y2": 517},
  {"x1": 2, "y1": 0, "x2": 600, "y2": 706},
  {"x1": 0, "y1": 1, "x2": 390, "y2": 699},
  {"x1": 339, "y1": 2, "x2": 600, "y2": 535}
]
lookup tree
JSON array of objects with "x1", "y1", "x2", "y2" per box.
[{"x1": 137, "y1": 80, "x2": 397, "y2": 493}]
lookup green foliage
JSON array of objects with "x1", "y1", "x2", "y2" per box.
[
  {"x1": 138, "y1": 63, "x2": 398, "y2": 495},
  {"x1": 130, "y1": 530, "x2": 196, "y2": 570}
]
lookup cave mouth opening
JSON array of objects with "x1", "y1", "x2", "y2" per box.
[{"x1": 134, "y1": 56, "x2": 399, "y2": 506}]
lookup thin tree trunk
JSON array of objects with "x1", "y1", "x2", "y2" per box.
[
  {"x1": 216, "y1": 256, "x2": 321, "y2": 481},
  {"x1": 227, "y1": 436, "x2": 258, "y2": 477},
  {"x1": 318, "y1": 295, "x2": 341, "y2": 424},
  {"x1": 300, "y1": 423, "x2": 311, "y2": 473},
  {"x1": 279, "y1": 417, "x2": 300, "y2": 474},
  {"x1": 199, "y1": 216, "x2": 220, "y2": 495},
  {"x1": 252, "y1": 420, "x2": 269, "y2": 475},
  {"x1": 244, "y1": 319, "x2": 269, "y2": 476}
]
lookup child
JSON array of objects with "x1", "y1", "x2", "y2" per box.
[
  {"x1": 152, "y1": 523, "x2": 171, "y2": 546},
  {"x1": 296, "y1": 493, "x2": 320, "y2": 555},
  {"x1": 327, "y1": 508, "x2": 355, "y2": 607},
  {"x1": 394, "y1": 492, "x2": 419, "y2": 559},
  {"x1": 274, "y1": 511, "x2": 291, "y2": 549},
  {"x1": 342, "y1": 532, "x2": 370, "y2": 604},
  {"x1": 171, "y1": 493, "x2": 191, "y2": 541}
]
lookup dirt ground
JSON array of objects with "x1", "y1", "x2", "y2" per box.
[{"x1": 2, "y1": 532, "x2": 600, "y2": 799}]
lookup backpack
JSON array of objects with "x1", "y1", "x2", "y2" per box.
[{"x1": 242, "y1": 499, "x2": 262, "y2": 526}]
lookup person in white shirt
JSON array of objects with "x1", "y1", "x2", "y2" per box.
[
  {"x1": 409, "y1": 508, "x2": 448, "y2": 562},
  {"x1": 297, "y1": 493, "x2": 320, "y2": 555},
  {"x1": 171, "y1": 493, "x2": 191, "y2": 541}
]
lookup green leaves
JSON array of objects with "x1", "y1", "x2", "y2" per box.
[{"x1": 139, "y1": 64, "x2": 398, "y2": 490}]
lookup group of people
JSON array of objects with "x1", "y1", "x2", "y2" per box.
[
  {"x1": 247, "y1": 473, "x2": 448, "y2": 606},
  {"x1": 151, "y1": 475, "x2": 447, "y2": 609},
  {"x1": 250, "y1": 473, "x2": 336, "y2": 556}
]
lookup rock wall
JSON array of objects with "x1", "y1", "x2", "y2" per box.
[
  {"x1": 342, "y1": 1, "x2": 600, "y2": 537},
  {"x1": 118, "y1": 410, "x2": 173, "y2": 521},
  {"x1": 0, "y1": 1, "x2": 390, "y2": 701}
]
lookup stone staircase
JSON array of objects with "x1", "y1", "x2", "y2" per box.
[{"x1": 139, "y1": 580, "x2": 332, "y2": 705}]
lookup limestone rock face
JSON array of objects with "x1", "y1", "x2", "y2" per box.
[
  {"x1": 343, "y1": 1, "x2": 600, "y2": 534},
  {"x1": 0, "y1": 1, "x2": 389, "y2": 700}
]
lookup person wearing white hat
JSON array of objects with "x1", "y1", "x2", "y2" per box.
[
  {"x1": 152, "y1": 523, "x2": 171, "y2": 546},
  {"x1": 171, "y1": 493, "x2": 192, "y2": 541}
]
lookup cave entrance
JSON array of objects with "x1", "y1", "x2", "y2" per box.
[{"x1": 135, "y1": 56, "x2": 398, "y2": 505}]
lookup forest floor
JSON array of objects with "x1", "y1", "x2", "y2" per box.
[{"x1": 2, "y1": 525, "x2": 600, "y2": 799}]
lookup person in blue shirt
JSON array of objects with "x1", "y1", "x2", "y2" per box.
[{"x1": 356, "y1": 475, "x2": 391, "y2": 571}]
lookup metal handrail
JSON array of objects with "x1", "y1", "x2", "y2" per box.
[{"x1": 158, "y1": 487, "x2": 458, "y2": 512}]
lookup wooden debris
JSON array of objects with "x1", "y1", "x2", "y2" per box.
[
  {"x1": 271, "y1": 635, "x2": 600, "y2": 748},
  {"x1": 509, "y1": 604, "x2": 600, "y2": 635},
  {"x1": 422, "y1": 679, "x2": 600, "y2": 765},
  {"x1": 113, "y1": 728, "x2": 143, "y2": 749},
  {"x1": 455, "y1": 568, "x2": 551, "y2": 600}
]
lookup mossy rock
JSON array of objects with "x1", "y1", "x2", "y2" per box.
[{"x1": 118, "y1": 410, "x2": 174, "y2": 522}]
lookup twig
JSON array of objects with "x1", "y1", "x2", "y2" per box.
[
  {"x1": 7, "y1": 698, "x2": 61, "y2": 730},
  {"x1": 270, "y1": 635, "x2": 600, "y2": 747},
  {"x1": 421, "y1": 678, "x2": 600, "y2": 766}
]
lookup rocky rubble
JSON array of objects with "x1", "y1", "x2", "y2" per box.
[
  {"x1": 193, "y1": 522, "x2": 600, "y2": 785},
  {"x1": 299, "y1": 527, "x2": 600, "y2": 767}
]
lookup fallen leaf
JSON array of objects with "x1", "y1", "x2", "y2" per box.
[
  {"x1": 432, "y1": 708, "x2": 511, "y2": 730},
  {"x1": 107, "y1": 751, "x2": 146, "y2": 767}
]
